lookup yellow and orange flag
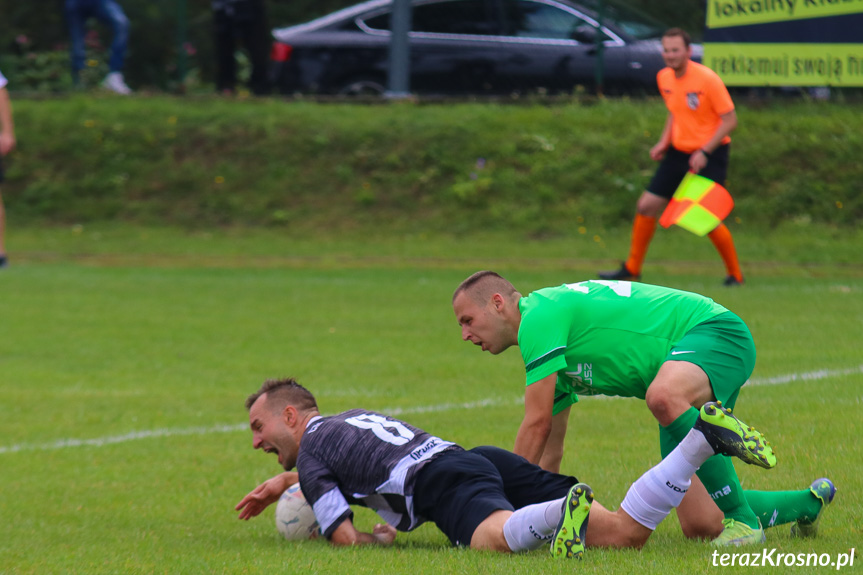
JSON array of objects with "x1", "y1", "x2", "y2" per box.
[{"x1": 659, "y1": 172, "x2": 734, "y2": 236}]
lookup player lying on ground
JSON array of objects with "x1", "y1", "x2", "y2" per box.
[{"x1": 235, "y1": 378, "x2": 782, "y2": 558}]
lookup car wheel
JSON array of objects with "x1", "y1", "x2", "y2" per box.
[{"x1": 337, "y1": 78, "x2": 386, "y2": 97}]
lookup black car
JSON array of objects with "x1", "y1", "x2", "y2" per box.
[{"x1": 270, "y1": 0, "x2": 701, "y2": 97}]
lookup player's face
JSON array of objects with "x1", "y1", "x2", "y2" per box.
[
  {"x1": 661, "y1": 36, "x2": 691, "y2": 72},
  {"x1": 276, "y1": 434, "x2": 300, "y2": 471},
  {"x1": 453, "y1": 291, "x2": 513, "y2": 355},
  {"x1": 249, "y1": 395, "x2": 300, "y2": 471}
]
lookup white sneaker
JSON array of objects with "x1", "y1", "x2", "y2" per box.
[{"x1": 102, "y1": 72, "x2": 132, "y2": 95}]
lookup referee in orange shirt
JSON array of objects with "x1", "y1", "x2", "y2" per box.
[{"x1": 600, "y1": 28, "x2": 744, "y2": 286}]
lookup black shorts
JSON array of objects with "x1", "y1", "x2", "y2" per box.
[
  {"x1": 413, "y1": 446, "x2": 578, "y2": 547},
  {"x1": 0, "y1": 155, "x2": 4, "y2": 184},
  {"x1": 647, "y1": 144, "x2": 730, "y2": 199}
]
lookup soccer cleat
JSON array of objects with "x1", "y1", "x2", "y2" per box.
[
  {"x1": 723, "y1": 275, "x2": 745, "y2": 287},
  {"x1": 0, "y1": 254, "x2": 7, "y2": 269},
  {"x1": 102, "y1": 72, "x2": 132, "y2": 95},
  {"x1": 551, "y1": 483, "x2": 593, "y2": 559},
  {"x1": 694, "y1": 401, "x2": 776, "y2": 469},
  {"x1": 598, "y1": 263, "x2": 640, "y2": 281},
  {"x1": 790, "y1": 478, "x2": 836, "y2": 538},
  {"x1": 712, "y1": 518, "x2": 765, "y2": 547}
]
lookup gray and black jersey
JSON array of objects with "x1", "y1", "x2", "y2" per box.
[{"x1": 297, "y1": 409, "x2": 462, "y2": 538}]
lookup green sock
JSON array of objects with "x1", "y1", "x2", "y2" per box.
[
  {"x1": 660, "y1": 408, "x2": 760, "y2": 530},
  {"x1": 658, "y1": 408, "x2": 698, "y2": 458},
  {"x1": 743, "y1": 489, "x2": 823, "y2": 528},
  {"x1": 695, "y1": 455, "x2": 761, "y2": 529}
]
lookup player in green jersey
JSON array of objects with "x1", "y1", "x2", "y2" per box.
[{"x1": 452, "y1": 271, "x2": 835, "y2": 547}]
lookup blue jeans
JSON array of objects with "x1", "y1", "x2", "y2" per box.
[{"x1": 65, "y1": 0, "x2": 129, "y2": 78}]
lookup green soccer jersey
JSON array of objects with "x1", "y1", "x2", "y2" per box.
[{"x1": 518, "y1": 280, "x2": 728, "y2": 404}]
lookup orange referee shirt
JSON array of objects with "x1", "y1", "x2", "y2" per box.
[{"x1": 657, "y1": 61, "x2": 735, "y2": 153}]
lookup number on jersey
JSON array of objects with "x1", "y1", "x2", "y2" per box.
[
  {"x1": 565, "y1": 280, "x2": 632, "y2": 298},
  {"x1": 345, "y1": 414, "x2": 416, "y2": 446}
]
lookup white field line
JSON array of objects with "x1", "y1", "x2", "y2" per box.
[
  {"x1": 2, "y1": 365, "x2": 860, "y2": 456},
  {"x1": 747, "y1": 364, "x2": 863, "y2": 386},
  {"x1": 0, "y1": 397, "x2": 524, "y2": 455},
  {"x1": 0, "y1": 424, "x2": 248, "y2": 454}
]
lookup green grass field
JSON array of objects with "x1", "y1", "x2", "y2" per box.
[{"x1": 1, "y1": 226, "x2": 861, "y2": 574}]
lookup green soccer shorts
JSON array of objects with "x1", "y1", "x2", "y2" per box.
[{"x1": 664, "y1": 311, "x2": 757, "y2": 409}]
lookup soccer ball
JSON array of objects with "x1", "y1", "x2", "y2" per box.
[{"x1": 275, "y1": 482, "x2": 319, "y2": 540}]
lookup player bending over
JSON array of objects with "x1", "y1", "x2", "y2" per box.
[
  {"x1": 235, "y1": 378, "x2": 777, "y2": 558},
  {"x1": 453, "y1": 271, "x2": 836, "y2": 545}
]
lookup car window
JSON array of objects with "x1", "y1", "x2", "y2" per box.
[
  {"x1": 613, "y1": 20, "x2": 660, "y2": 39},
  {"x1": 572, "y1": 0, "x2": 665, "y2": 39},
  {"x1": 361, "y1": 10, "x2": 389, "y2": 31},
  {"x1": 361, "y1": 0, "x2": 499, "y2": 35},
  {"x1": 503, "y1": 0, "x2": 611, "y2": 42}
]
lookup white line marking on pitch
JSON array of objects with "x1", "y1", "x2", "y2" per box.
[
  {"x1": 2, "y1": 365, "x2": 860, "y2": 455},
  {"x1": 0, "y1": 397, "x2": 525, "y2": 455},
  {"x1": 0, "y1": 424, "x2": 247, "y2": 454},
  {"x1": 747, "y1": 364, "x2": 863, "y2": 386}
]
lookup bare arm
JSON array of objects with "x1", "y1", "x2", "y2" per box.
[
  {"x1": 512, "y1": 374, "x2": 557, "y2": 464},
  {"x1": 330, "y1": 518, "x2": 397, "y2": 547},
  {"x1": 650, "y1": 113, "x2": 673, "y2": 161},
  {"x1": 690, "y1": 109, "x2": 737, "y2": 172},
  {"x1": 235, "y1": 471, "x2": 299, "y2": 520},
  {"x1": 0, "y1": 87, "x2": 15, "y2": 156},
  {"x1": 538, "y1": 406, "x2": 571, "y2": 473}
]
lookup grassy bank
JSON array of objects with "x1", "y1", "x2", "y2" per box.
[{"x1": 3, "y1": 95, "x2": 861, "y2": 236}]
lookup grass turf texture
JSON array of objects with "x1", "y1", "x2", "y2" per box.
[
  {"x1": 1, "y1": 226, "x2": 861, "y2": 574},
  {"x1": 3, "y1": 96, "x2": 862, "y2": 233}
]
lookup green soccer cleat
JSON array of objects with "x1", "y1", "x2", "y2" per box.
[
  {"x1": 712, "y1": 518, "x2": 766, "y2": 547},
  {"x1": 790, "y1": 478, "x2": 836, "y2": 538},
  {"x1": 551, "y1": 483, "x2": 593, "y2": 560},
  {"x1": 694, "y1": 401, "x2": 777, "y2": 469}
]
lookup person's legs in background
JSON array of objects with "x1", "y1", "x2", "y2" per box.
[
  {"x1": 601, "y1": 146, "x2": 744, "y2": 285},
  {"x1": 701, "y1": 146, "x2": 743, "y2": 285},
  {"x1": 241, "y1": 0, "x2": 272, "y2": 95},
  {"x1": 64, "y1": 0, "x2": 90, "y2": 87},
  {"x1": 94, "y1": 0, "x2": 131, "y2": 94},
  {"x1": 599, "y1": 149, "x2": 685, "y2": 281},
  {"x1": 214, "y1": 7, "x2": 237, "y2": 94},
  {"x1": 599, "y1": 191, "x2": 666, "y2": 281}
]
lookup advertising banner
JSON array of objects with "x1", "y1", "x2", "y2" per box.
[{"x1": 703, "y1": 1, "x2": 863, "y2": 86}]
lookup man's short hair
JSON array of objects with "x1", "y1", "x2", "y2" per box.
[
  {"x1": 664, "y1": 27, "x2": 691, "y2": 47},
  {"x1": 453, "y1": 270, "x2": 518, "y2": 304},
  {"x1": 245, "y1": 377, "x2": 318, "y2": 413}
]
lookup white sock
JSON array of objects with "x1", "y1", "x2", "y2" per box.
[
  {"x1": 502, "y1": 498, "x2": 564, "y2": 552},
  {"x1": 678, "y1": 426, "x2": 717, "y2": 465},
  {"x1": 619, "y1": 428, "x2": 716, "y2": 530}
]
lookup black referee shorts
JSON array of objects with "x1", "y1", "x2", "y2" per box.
[
  {"x1": 647, "y1": 144, "x2": 730, "y2": 199},
  {"x1": 413, "y1": 446, "x2": 578, "y2": 547}
]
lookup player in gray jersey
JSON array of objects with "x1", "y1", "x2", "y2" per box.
[{"x1": 235, "y1": 377, "x2": 776, "y2": 559}]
